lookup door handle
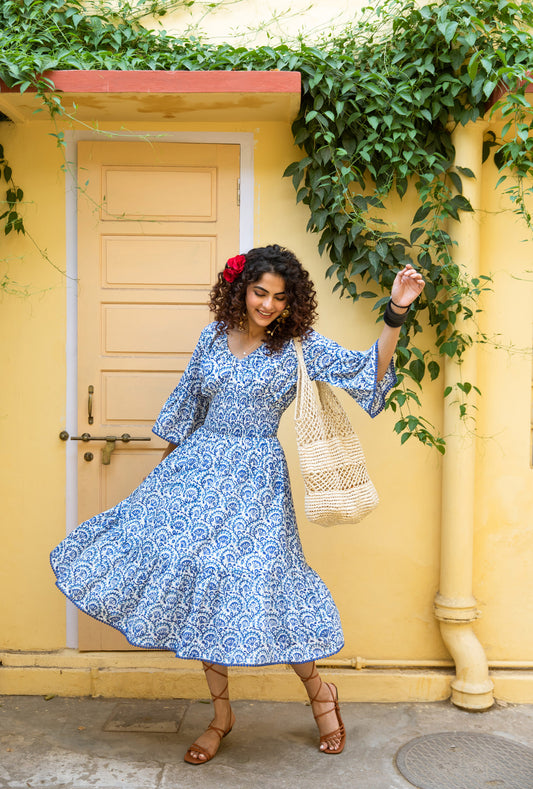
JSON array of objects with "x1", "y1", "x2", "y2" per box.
[
  {"x1": 88, "y1": 385, "x2": 94, "y2": 425},
  {"x1": 70, "y1": 433, "x2": 151, "y2": 465}
]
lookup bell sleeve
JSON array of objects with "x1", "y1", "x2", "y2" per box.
[
  {"x1": 152, "y1": 325, "x2": 211, "y2": 444},
  {"x1": 301, "y1": 330, "x2": 397, "y2": 418}
]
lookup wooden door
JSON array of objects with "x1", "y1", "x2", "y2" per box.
[{"x1": 76, "y1": 141, "x2": 240, "y2": 649}]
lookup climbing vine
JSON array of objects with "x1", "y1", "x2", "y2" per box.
[
  {"x1": 0, "y1": 145, "x2": 24, "y2": 236},
  {"x1": 1, "y1": 0, "x2": 532, "y2": 451}
]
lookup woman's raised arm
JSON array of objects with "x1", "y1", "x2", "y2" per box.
[{"x1": 377, "y1": 264, "x2": 425, "y2": 381}]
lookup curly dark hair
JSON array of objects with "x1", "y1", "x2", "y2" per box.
[{"x1": 209, "y1": 244, "x2": 318, "y2": 352}]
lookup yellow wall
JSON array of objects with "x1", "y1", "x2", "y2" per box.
[
  {"x1": 475, "y1": 140, "x2": 533, "y2": 660},
  {"x1": 159, "y1": 0, "x2": 367, "y2": 43},
  {"x1": 0, "y1": 104, "x2": 532, "y2": 699},
  {"x1": 0, "y1": 122, "x2": 67, "y2": 649}
]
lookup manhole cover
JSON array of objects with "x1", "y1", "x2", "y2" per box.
[
  {"x1": 396, "y1": 731, "x2": 533, "y2": 789},
  {"x1": 103, "y1": 700, "x2": 188, "y2": 732}
]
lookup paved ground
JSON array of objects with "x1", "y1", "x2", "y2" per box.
[{"x1": 1, "y1": 695, "x2": 533, "y2": 788}]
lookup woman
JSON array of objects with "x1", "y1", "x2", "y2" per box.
[{"x1": 50, "y1": 244, "x2": 424, "y2": 764}]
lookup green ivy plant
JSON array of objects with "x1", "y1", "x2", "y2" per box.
[
  {"x1": 1, "y1": 0, "x2": 532, "y2": 451},
  {"x1": 0, "y1": 145, "x2": 25, "y2": 236}
]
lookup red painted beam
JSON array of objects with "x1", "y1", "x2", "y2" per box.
[
  {"x1": 0, "y1": 70, "x2": 301, "y2": 94},
  {"x1": 486, "y1": 72, "x2": 533, "y2": 110}
]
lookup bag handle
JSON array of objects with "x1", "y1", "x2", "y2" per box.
[
  {"x1": 293, "y1": 338, "x2": 312, "y2": 420},
  {"x1": 293, "y1": 338, "x2": 308, "y2": 377},
  {"x1": 293, "y1": 339, "x2": 305, "y2": 419}
]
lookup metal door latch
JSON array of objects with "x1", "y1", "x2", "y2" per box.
[{"x1": 68, "y1": 432, "x2": 151, "y2": 464}]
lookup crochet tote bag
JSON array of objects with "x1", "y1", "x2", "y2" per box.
[{"x1": 293, "y1": 339, "x2": 379, "y2": 526}]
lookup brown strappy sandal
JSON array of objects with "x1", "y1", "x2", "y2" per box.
[
  {"x1": 301, "y1": 665, "x2": 346, "y2": 755},
  {"x1": 184, "y1": 664, "x2": 235, "y2": 765}
]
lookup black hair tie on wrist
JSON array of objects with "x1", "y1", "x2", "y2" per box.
[
  {"x1": 383, "y1": 299, "x2": 410, "y2": 328},
  {"x1": 390, "y1": 299, "x2": 409, "y2": 310}
]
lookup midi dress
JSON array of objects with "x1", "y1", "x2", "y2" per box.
[{"x1": 50, "y1": 323, "x2": 396, "y2": 666}]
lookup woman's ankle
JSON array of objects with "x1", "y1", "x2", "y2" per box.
[{"x1": 211, "y1": 698, "x2": 232, "y2": 720}]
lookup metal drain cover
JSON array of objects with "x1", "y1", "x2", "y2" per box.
[{"x1": 396, "y1": 731, "x2": 533, "y2": 789}]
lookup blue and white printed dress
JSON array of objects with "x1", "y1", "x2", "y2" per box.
[{"x1": 50, "y1": 323, "x2": 396, "y2": 666}]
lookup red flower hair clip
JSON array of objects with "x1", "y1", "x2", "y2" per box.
[{"x1": 223, "y1": 254, "x2": 246, "y2": 283}]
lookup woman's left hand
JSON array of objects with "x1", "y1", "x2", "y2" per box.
[{"x1": 390, "y1": 264, "x2": 425, "y2": 308}]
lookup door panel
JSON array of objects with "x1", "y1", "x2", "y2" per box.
[
  {"x1": 76, "y1": 141, "x2": 240, "y2": 650},
  {"x1": 102, "y1": 303, "x2": 209, "y2": 354},
  {"x1": 102, "y1": 236, "x2": 216, "y2": 287},
  {"x1": 101, "y1": 166, "x2": 217, "y2": 219}
]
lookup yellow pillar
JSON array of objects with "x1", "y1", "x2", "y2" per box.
[{"x1": 433, "y1": 120, "x2": 494, "y2": 710}]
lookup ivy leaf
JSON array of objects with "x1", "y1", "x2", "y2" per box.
[
  {"x1": 456, "y1": 166, "x2": 475, "y2": 179},
  {"x1": 293, "y1": 127, "x2": 310, "y2": 145},
  {"x1": 412, "y1": 204, "x2": 432, "y2": 224},
  {"x1": 442, "y1": 20, "x2": 459, "y2": 43},
  {"x1": 283, "y1": 161, "x2": 302, "y2": 178},
  {"x1": 410, "y1": 226, "x2": 425, "y2": 245},
  {"x1": 409, "y1": 358, "x2": 425, "y2": 382},
  {"x1": 395, "y1": 346, "x2": 411, "y2": 363},
  {"x1": 314, "y1": 209, "x2": 328, "y2": 231},
  {"x1": 483, "y1": 79, "x2": 499, "y2": 99},
  {"x1": 449, "y1": 194, "x2": 474, "y2": 216},
  {"x1": 448, "y1": 171, "x2": 463, "y2": 194},
  {"x1": 467, "y1": 52, "x2": 480, "y2": 81},
  {"x1": 428, "y1": 361, "x2": 440, "y2": 380},
  {"x1": 440, "y1": 341, "x2": 458, "y2": 357}
]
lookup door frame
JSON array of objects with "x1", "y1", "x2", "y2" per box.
[{"x1": 64, "y1": 130, "x2": 254, "y2": 647}]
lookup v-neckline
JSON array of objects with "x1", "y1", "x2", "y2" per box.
[{"x1": 225, "y1": 331, "x2": 265, "y2": 361}]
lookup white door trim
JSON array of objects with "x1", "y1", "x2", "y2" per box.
[{"x1": 64, "y1": 130, "x2": 254, "y2": 647}]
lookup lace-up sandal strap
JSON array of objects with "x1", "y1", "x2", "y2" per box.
[
  {"x1": 299, "y1": 664, "x2": 323, "y2": 704},
  {"x1": 312, "y1": 682, "x2": 339, "y2": 721},
  {"x1": 317, "y1": 683, "x2": 346, "y2": 755},
  {"x1": 299, "y1": 663, "x2": 319, "y2": 684},
  {"x1": 320, "y1": 723, "x2": 345, "y2": 749},
  {"x1": 185, "y1": 741, "x2": 211, "y2": 763},
  {"x1": 209, "y1": 685, "x2": 229, "y2": 702},
  {"x1": 311, "y1": 681, "x2": 338, "y2": 718},
  {"x1": 207, "y1": 723, "x2": 227, "y2": 739},
  {"x1": 203, "y1": 662, "x2": 230, "y2": 702},
  {"x1": 183, "y1": 719, "x2": 234, "y2": 765},
  {"x1": 203, "y1": 662, "x2": 229, "y2": 680}
]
